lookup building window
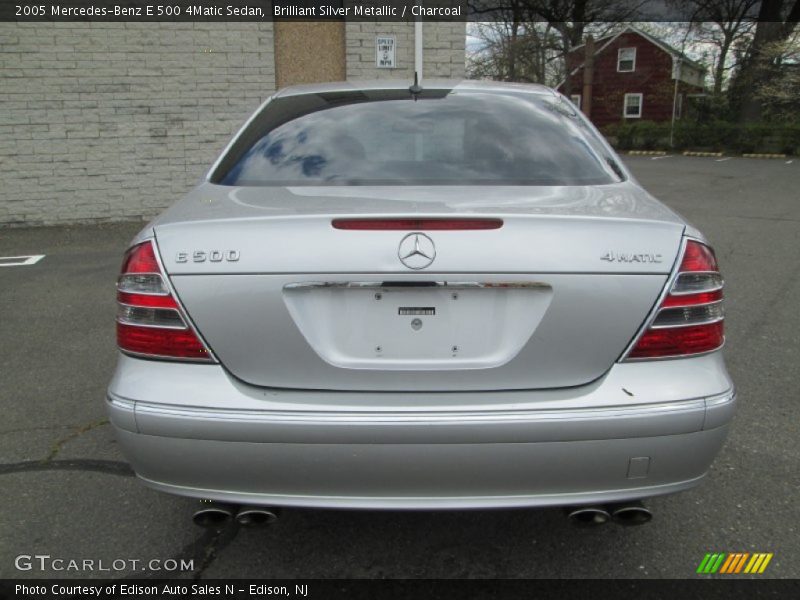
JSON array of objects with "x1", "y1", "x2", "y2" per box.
[
  {"x1": 618, "y1": 47, "x2": 636, "y2": 72},
  {"x1": 570, "y1": 94, "x2": 581, "y2": 110},
  {"x1": 624, "y1": 93, "x2": 643, "y2": 118}
]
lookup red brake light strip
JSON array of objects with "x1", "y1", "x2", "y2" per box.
[{"x1": 332, "y1": 218, "x2": 503, "y2": 230}]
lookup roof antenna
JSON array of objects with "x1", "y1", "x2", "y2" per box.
[{"x1": 409, "y1": 71, "x2": 423, "y2": 100}]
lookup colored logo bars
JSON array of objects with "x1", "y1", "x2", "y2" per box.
[{"x1": 697, "y1": 552, "x2": 773, "y2": 574}]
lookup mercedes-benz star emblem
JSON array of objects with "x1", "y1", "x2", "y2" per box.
[{"x1": 398, "y1": 232, "x2": 436, "y2": 270}]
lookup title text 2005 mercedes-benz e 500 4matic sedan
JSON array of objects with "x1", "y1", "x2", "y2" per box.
[{"x1": 107, "y1": 81, "x2": 734, "y2": 527}]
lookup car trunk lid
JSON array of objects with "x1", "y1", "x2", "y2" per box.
[{"x1": 154, "y1": 184, "x2": 684, "y2": 391}]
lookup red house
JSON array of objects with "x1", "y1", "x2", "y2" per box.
[{"x1": 557, "y1": 26, "x2": 706, "y2": 128}]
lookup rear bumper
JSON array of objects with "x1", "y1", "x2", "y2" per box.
[{"x1": 107, "y1": 353, "x2": 735, "y2": 509}]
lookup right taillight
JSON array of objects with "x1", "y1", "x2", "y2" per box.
[
  {"x1": 116, "y1": 240, "x2": 213, "y2": 362},
  {"x1": 625, "y1": 239, "x2": 724, "y2": 360}
]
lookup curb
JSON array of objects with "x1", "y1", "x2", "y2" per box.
[
  {"x1": 742, "y1": 153, "x2": 787, "y2": 159},
  {"x1": 683, "y1": 151, "x2": 723, "y2": 157},
  {"x1": 627, "y1": 150, "x2": 667, "y2": 156}
]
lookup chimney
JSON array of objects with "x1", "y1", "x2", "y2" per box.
[{"x1": 582, "y1": 35, "x2": 594, "y2": 119}]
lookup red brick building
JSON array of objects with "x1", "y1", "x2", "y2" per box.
[{"x1": 557, "y1": 27, "x2": 706, "y2": 128}]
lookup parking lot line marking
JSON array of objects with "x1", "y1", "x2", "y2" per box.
[
  {"x1": 716, "y1": 158, "x2": 733, "y2": 162},
  {"x1": 787, "y1": 160, "x2": 793, "y2": 164},
  {"x1": 651, "y1": 155, "x2": 672, "y2": 160},
  {"x1": 0, "y1": 254, "x2": 45, "y2": 267}
]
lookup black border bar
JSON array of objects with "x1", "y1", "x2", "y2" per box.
[
  {"x1": 0, "y1": 1, "x2": 770, "y2": 22},
  {"x1": 2, "y1": 579, "x2": 800, "y2": 600}
]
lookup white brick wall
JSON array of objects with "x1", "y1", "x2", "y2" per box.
[
  {"x1": 1, "y1": 20, "x2": 465, "y2": 225},
  {"x1": 0, "y1": 22, "x2": 275, "y2": 226},
  {"x1": 346, "y1": 21, "x2": 466, "y2": 81},
  {"x1": 423, "y1": 22, "x2": 467, "y2": 78}
]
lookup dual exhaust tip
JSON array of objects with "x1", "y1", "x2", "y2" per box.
[
  {"x1": 194, "y1": 501, "x2": 651, "y2": 528},
  {"x1": 193, "y1": 503, "x2": 279, "y2": 528},
  {"x1": 566, "y1": 501, "x2": 652, "y2": 527}
]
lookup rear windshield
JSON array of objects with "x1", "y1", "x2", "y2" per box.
[{"x1": 214, "y1": 89, "x2": 622, "y2": 186}]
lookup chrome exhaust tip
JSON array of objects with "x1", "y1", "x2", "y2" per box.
[
  {"x1": 566, "y1": 506, "x2": 611, "y2": 527},
  {"x1": 192, "y1": 502, "x2": 236, "y2": 528},
  {"x1": 608, "y1": 501, "x2": 652, "y2": 526},
  {"x1": 235, "y1": 506, "x2": 280, "y2": 527}
]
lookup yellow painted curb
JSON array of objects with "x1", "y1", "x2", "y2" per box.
[
  {"x1": 742, "y1": 153, "x2": 787, "y2": 159},
  {"x1": 683, "y1": 151, "x2": 723, "y2": 157}
]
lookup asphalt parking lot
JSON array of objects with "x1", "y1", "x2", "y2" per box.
[{"x1": 0, "y1": 155, "x2": 798, "y2": 580}]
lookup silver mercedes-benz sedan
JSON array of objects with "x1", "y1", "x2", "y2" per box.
[{"x1": 107, "y1": 81, "x2": 734, "y2": 527}]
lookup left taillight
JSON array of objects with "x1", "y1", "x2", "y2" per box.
[{"x1": 116, "y1": 241, "x2": 213, "y2": 362}]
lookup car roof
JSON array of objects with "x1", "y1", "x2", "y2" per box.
[{"x1": 272, "y1": 80, "x2": 557, "y2": 99}]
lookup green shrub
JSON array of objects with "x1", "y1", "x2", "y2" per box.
[
  {"x1": 601, "y1": 121, "x2": 669, "y2": 150},
  {"x1": 714, "y1": 122, "x2": 740, "y2": 151},
  {"x1": 672, "y1": 121, "x2": 704, "y2": 149},
  {"x1": 603, "y1": 120, "x2": 800, "y2": 155},
  {"x1": 604, "y1": 123, "x2": 635, "y2": 150},
  {"x1": 778, "y1": 124, "x2": 800, "y2": 155},
  {"x1": 732, "y1": 124, "x2": 766, "y2": 153},
  {"x1": 636, "y1": 121, "x2": 669, "y2": 150}
]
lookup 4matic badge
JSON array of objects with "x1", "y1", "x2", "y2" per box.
[{"x1": 600, "y1": 251, "x2": 663, "y2": 264}]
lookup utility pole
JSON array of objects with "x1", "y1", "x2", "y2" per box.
[
  {"x1": 414, "y1": 4, "x2": 423, "y2": 85},
  {"x1": 670, "y1": 58, "x2": 682, "y2": 148}
]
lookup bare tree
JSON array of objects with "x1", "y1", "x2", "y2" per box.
[
  {"x1": 468, "y1": 20, "x2": 564, "y2": 84},
  {"x1": 680, "y1": 0, "x2": 759, "y2": 95},
  {"x1": 752, "y1": 30, "x2": 800, "y2": 118},
  {"x1": 467, "y1": 0, "x2": 642, "y2": 91},
  {"x1": 468, "y1": 1, "x2": 527, "y2": 81},
  {"x1": 732, "y1": 0, "x2": 800, "y2": 121},
  {"x1": 519, "y1": 0, "x2": 644, "y2": 94}
]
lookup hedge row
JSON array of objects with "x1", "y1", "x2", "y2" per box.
[{"x1": 602, "y1": 121, "x2": 800, "y2": 155}]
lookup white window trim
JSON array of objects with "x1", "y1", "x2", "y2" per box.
[
  {"x1": 623, "y1": 93, "x2": 643, "y2": 118},
  {"x1": 570, "y1": 94, "x2": 581, "y2": 110},
  {"x1": 617, "y1": 47, "x2": 637, "y2": 72}
]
